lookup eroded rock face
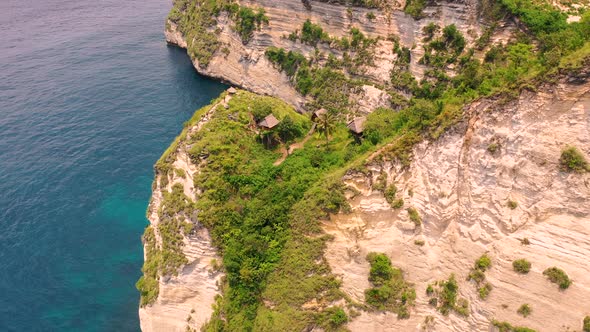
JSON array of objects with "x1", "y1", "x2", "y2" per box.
[
  {"x1": 324, "y1": 77, "x2": 590, "y2": 331},
  {"x1": 165, "y1": 0, "x2": 501, "y2": 112},
  {"x1": 139, "y1": 102, "x2": 224, "y2": 332}
]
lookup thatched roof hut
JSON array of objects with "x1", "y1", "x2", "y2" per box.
[
  {"x1": 311, "y1": 108, "x2": 328, "y2": 121},
  {"x1": 347, "y1": 117, "x2": 366, "y2": 135},
  {"x1": 258, "y1": 114, "x2": 280, "y2": 129}
]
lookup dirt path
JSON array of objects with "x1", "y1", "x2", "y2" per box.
[{"x1": 273, "y1": 123, "x2": 316, "y2": 166}]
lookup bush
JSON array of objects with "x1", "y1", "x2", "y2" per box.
[
  {"x1": 478, "y1": 283, "x2": 493, "y2": 300},
  {"x1": 407, "y1": 207, "x2": 422, "y2": 226},
  {"x1": 364, "y1": 252, "x2": 416, "y2": 317},
  {"x1": 560, "y1": 146, "x2": 589, "y2": 173},
  {"x1": 507, "y1": 200, "x2": 518, "y2": 209},
  {"x1": 512, "y1": 259, "x2": 531, "y2": 274},
  {"x1": 543, "y1": 267, "x2": 571, "y2": 289},
  {"x1": 584, "y1": 316, "x2": 590, "y2": 332},
  {"x1": 404, "y1": 0, "x2": 427, "y2": 19},
  {"x1": 492, "y1": 320, "x2": 537, "y2": 332},
  {"x1": 366, "y1": 252, "x2": 394, "y2": 286},
  {"x1": 475, "y1": 254, "x2": 492, "y2": 272},
  {"x1": 517, "y1": 304, "x2": 531, "y2": 317}
]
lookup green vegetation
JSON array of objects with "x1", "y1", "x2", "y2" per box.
[
  {"x1": 406, "y1": 207, "x2": 422, "y2": 227},
  {"x1": 226, "y1": 4, "x2": 269, "y2": 44},
  {"x1": 168, "y1": 0, "x2": 268, "y2": 66},
  {"x1": 404, "y1": 0, "x2": 427, "y2": 19},
  {"x1": 492, "y1": 320, "x2": 537, "y2": 332},
  {"x1": 137, "y1": 183, "x2": 194, "y2": 306},
  {"x1": 468, "y1": 254, "x2": 492, "y2": 299},
  {"x1": 426, "y1": 274, "x2": 469, "y2": 316},
  {"x1": 384, "y1": 184, "x2": 403, "y2": 209},
  {"x1": 507, "y1": 200, "x2": 518, "y2": 209},
  {"x1": 517, "y1": 304, "x2": 531, "y2": 317},
  {"x1": 584, "y1": 316, "x2": 590, "y2": 332},
  {"x1": 475, "y1": 254, "x2": 492, "y2": 271},
  {"x1": 543, "y1": 267, "x2": 572, "y2": 289},
  {"x1": 512, "y1": 259, "x2": 531, "y2": 274},
  {"x1": 478, "y1": 282, "x2": 493, "y2": 299},
  {"x1": 560, "y1": 146, "x2": 589, "y2": 173},
  {"x1": 300, "y1": 19, "x2": 330, "y2": 46},
  {"x1": 364, "y1": 252, "x2": 416, "y2": 318}
]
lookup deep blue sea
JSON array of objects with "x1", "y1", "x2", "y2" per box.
[{"x1": 0, "y1": 0, "x2": 226, "y2": 330}]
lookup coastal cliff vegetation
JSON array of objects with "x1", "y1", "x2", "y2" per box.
[{"x1": 139, "y1": 0, "x2": 590, "y2": 330}]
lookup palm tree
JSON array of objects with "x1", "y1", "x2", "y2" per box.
[{"x1": 315, "y1": 111, "x2": 336, "y2": 149}]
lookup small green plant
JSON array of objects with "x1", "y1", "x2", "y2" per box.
[
  {"x1": 407, "y1": 207, "x2": 422, "y2": 226},
  {"x1": 492, "y1": 320, "x2": 537, "y2": 332},
  {"x1": 392, "y1": 198, "x2": 404, "y2": 209},
  {"x1": 478, "y1": 283, "x2": 493, "y2": 300},
  {"x1": 327, "y1": 306, "x2": 348, "y2": 327},
  {"x1": 475, "y1": 254, "x2": 492, "y2": 271},
  {"x1": 487, "y1": 143, "x2": 500, "y2": 154},
  {"x1": 469, "y1": 254, "x2": 492, "y2": 299},
  {"x1": 364, "y1": 252, "x2": 416, "y2": 317},
  {"x1": 559, "y1": 146, "x2": 589, "y2": 173},
  {"x1": 426, "y1": 274, "x2": 469, "y2": 316},
  {"x1": 512, "y1": 259, "x2": 531, "y2": 274},
  {"x1": 507, "y1": 200, "x2": 518, "y2": 209},
  {"x1": 583, "y1": 316, "x2": 590, "y2": 332},
  {"x1": 543, "y1": 267, "x2": 572, "y2": 289},
  {"x1": 517, "y1": 304, "x2": 531, "y2": 317},
  {"x1": 366, "y1": 12, "x2": 376, "y2": 20}
]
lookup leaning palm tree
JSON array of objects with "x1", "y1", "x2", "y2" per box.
[{"x1": 315, "y1": 111, "x2": 336, "y2": 149}]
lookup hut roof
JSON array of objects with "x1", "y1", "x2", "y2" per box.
[
  {"x1": 347, "y1": 117, "x2": 366, "y2": 134},
  {"x1": 227, "y1": 87, "x2": 237, "y2": 94},
  {"x1": 258, "y1": 114, "x2": 280, "y2": 129},
  {"x1": 313, "y1": 108, "x2": 328, "y2": 118}
]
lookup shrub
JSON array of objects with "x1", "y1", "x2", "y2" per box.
[
  {"x1": 560, "y1": 146, "x2": 589, "y2": 173},
  {"x1": 407, "y1": 207, "x2": 422, "y2": 226},
  {"x1": 366, "y1": 252, "x2": 394, "y2": 286},
  {"x1": 392, "y1": 198, "x2": 404, "y2": 209},
  {"x1": 414, "y1": 239, "x2": 425, "y2": 246},
  {"x1": 507, "y1": 200, "x2": 518, "y2": 209},
  {"x1": 520, "y1": 238, "x2": 530, "y2": 245},
  {"x1": 383, "y1": 184, "x2": 397, "y2": 203},
  {"x1": 366, "y1": 12, "x2": 376, "y2": 20},
  {"x1": 478, "y1": 283, "x2": 493, "y2": 300},
  {"x1": 487, "y1": 143, "x2": 500, "y2": 154},
  {"x1": 517, "y1": 304, "x2": 531, "y2": 317},
  {"x1": 327, "y1": 307, "x2": 348, "y2": 327},
  {"x1": 543, "y1": 267, "x2": 572, "y2": 289},
  {"x1": 512, "y1": 259, "x2": 531, "y2": 274},
  {"x1": 584, "y1": 316, "x2": 590, "y2": 332},
  {"x1": 404, "y1": 0, "x2": 427, "y2": 19},
  {"x1": 364, "y1": 252, "x2": 416, "y2": 317},
  {"x1": 475, "y1": 254, "x2": 492, "y2": 272},
  {"x1": 492, "y1": 320, "x2": 537, "y2": 332}
]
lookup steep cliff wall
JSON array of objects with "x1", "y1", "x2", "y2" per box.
[
  {"x1": 139, "y1": 97, "x2": 228, "y2": 332},
  {"x1": 324, "y1": 74, "x2": 590, "y2": 331},
  {"x1": 165, "y1": 0, "x2": 505, "y2": 112}
]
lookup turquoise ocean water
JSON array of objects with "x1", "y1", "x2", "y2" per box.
[{"x1": 0, "y1": 0, "x2": 226, "y2": 330}]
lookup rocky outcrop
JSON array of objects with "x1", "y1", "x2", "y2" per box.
[
  {"x1": 165, "y1": 0, "x2": 507, "y2": 112},
  {"x1": 139, "y1": 99, "x2": 227, "y2": 332},
  {"x1": 324, "y1": 75, "x2": 590, "y2": 331}
]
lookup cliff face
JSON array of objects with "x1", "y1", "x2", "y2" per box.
[
  {"x1": 165, "y1": 0, "x2": 504, "y2": 112},
  {"x1": 141, "y1": 0, "x2": 590, "y2": 331},
  {"x1": 325, "y1": 75, "x2": 590, "y2": 331},
  {"x1": 139, "y1": 99, "x2": 226, "y2": 332}
]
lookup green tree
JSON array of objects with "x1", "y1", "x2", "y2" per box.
[{"x1": 315, "y1": 111, "x2": 336, "y2": 148}]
